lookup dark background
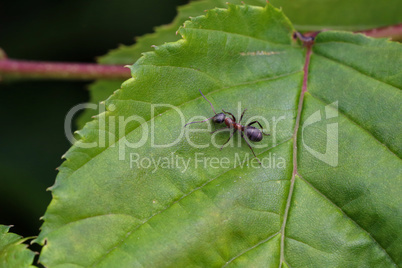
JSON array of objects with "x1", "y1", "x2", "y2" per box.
[{"x1": 0, "y1": 0, "x2": 187, "y2": 238}]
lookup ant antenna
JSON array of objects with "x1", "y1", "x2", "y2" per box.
[
  {"x1": 184, "y1": 116, "x2": 215, "y2": 127},
  {"x1": 184, "y1": 90, "x2": 216, "y2": 127},
  {"x1": 199, "y1": 89, "x2": 216, "y2": 114}
]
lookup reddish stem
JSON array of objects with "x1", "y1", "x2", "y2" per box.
[
  {"x1": 0, "y1": 23, "x2": 401, "y2": 81},
  {"x1": 0, "y1": 59, "x2": 130, "y2": 80},
  {"x1": 303, "y1": 23, "x2": 402, "y2": 40},
  {"x1": 357, "y1": 23, "x2": 402, "y2": 39}
]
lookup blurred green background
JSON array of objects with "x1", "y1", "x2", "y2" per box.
[{"x1": 0, "y1": 0, "x2": 187, "y2": 238}]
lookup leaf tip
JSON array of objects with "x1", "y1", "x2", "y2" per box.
[{"x1": 46, "y1": 185, "x2": 54, "y2": 192}]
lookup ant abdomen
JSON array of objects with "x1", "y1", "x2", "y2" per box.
[
  {"x1": 245, "y1": 126, "x2": 263, "y2": 142},
  {"x1": 213, "y1": 113, "x2": 226, "y2": 123}
]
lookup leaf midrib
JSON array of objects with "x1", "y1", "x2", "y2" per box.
[
  {"x1": 278, "y1": 43, "x2": 313, "y2": 268},
  {"x1": 279, "y1": 43, "x2": 398, "y2": 267}
]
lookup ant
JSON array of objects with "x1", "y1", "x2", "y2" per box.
[{"x1": 184, "y1": 89, "x2": 270, "y2": 163}]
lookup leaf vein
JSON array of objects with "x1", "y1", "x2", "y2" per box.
[
  {"x1": 296, "y1": 173, "x2": 397, "y2": 267},
  {"x1": 308, "y1": 92, "x2": 400, "y2": 159},
  {"x1": 89, "y1": 139, "x2": 292, "y2": 266},
  {"x1": 286, "y1": 236, "x2": 332, "y2": 254},
  {"x1": 279, "y1": 44, "x2": 313, "y2": 268},
  {"x1": 222, "y1": 232, "x2": 280, "y2": 267},
  {"x1": 313, "y1": 52, "x2": 400, "y2": 90}
]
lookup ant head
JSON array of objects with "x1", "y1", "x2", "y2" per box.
[{"x1": 213, "y1": 113, "x2": 226, "y2": 124}]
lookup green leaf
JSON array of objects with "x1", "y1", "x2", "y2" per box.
[
  {"x1": 270, "y1": 0, "x2": 402, "y2": 31},
  {"x1": 76, "y1": 79, "x2": 122, "y2": 130},
  {"x1": 0, "y1": 225, "x2": 35, "y2": 268},
  {"x1": 77, "y1": 0, "x2": 402, "y2": 128},
  {"x1": 97, "y1": 0, "x2": 266, "y2": 65},
  {"x1": 99, "y1": 0, "x2": 402, "y2": 65},
  {"x1": 38, "y1": 4, "x2": 402, "y2": 267},
  {"x1": 77, "y1": 0, "x2": 266, "y2": 127}
]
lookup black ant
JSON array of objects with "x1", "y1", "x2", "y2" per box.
[{"x1": 184, "y1": 89, "x2": 270, "y2": 163}]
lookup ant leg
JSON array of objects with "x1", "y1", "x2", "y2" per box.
[
  {"x1": 184, "y1": 116, "x2": 214, "y2": 127},
  {"x1": 220, "y1": 129, "x2": 237, "y2": 150},
  {"x1": 210, "y1": 127, "x2": 229, "y2": 134},
  {"x1": 247, "y1": 120, "x2": 263, "y2": 128},
  {"x1": 240, "y1": 132, "x2": 257, "y2": 157},
  {"x1": 222, "y1": 109, "x2": 236, "y2": 121},
  {"x1": 239, "y1": 108, "x2": 247, "y2": 123},
  {"x1": 247, "y1": 121, "x2": 270, "y2": 136},
  {"x1": 241, "y1": 132, "x2": 262, "y2": 165}
]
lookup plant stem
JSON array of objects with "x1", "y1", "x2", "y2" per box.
[
  {"x1": 0, "y1": 59, "x2": 130, "y2": 81},
  {"x1": 302, "y1": 23, "x2": 402, "y2": 40},
  {"x1": 357, "y1": 23, "x2": 402, "y2": 40},
  {"x1": 0, "y1": 23, "x2": 401, "y2": 81}
]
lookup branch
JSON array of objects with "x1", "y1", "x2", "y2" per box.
[
  {"x1": 303, "y1": 23, "x2": 402, "y2": 40},
  {"x1": 0, "y1": 58, "x2": 130, "y2": 81},
  {"x1": 0, "y1": 23, "x2": 401, "y2": 81},
  {"x1": 357, "y1": 23, "x2": 402, "y2": 40}
]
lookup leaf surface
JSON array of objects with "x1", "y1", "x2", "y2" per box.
[
  {"x1": 39, "y1": 4, "x2": 402, "y2": 267},
  {"x1": 77, "y1": 0, "x2": 402, "y2": 128},
  {"x1": 99, "y1": 0, "x2": 402, "y2": 65},
  {"x1": 0, "y1": 225, "x2": 35, "y2": 268}
]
